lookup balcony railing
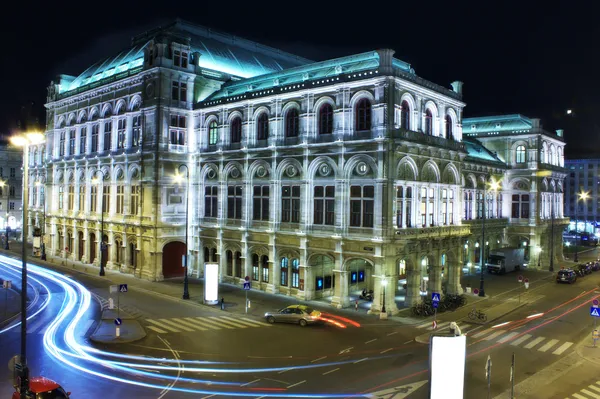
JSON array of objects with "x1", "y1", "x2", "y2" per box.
[{"x1": 395, "y1": 129, "x2": 465, "y2": 151}]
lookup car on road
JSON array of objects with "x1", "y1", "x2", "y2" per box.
[
  {"x1": 12, "y1": 377, "x2": 71, "y2": 399},
  {"x1": 264, "y1": 305, "x2": 322, "y2": 327},
  {"x1": 556, "y1": 269, "x2": 577, "y2": 284}
]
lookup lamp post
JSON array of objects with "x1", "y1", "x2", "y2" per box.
[
  {"x1": 380, "y1": 277, "x2": 388, "y2": 319},
  {"x1": 10, "y1": 131, "x2": 44, "y2": 397},
  {"x1": 537, "y1": 246, "x2": 542, "y2": 268},
  {"x1": 0, "y1": 180, "x2": 10, "y2": 250},
  {"x1": 35, "y1": 181, "x2": 46, "y2": 261},
  {"x1": 93, "y1": 170, "x2": 107, "y2": 276},
  {"x1": 574, "y1": 190, "x2": 589, "y2": 263},
  {"x1": 174, "y1": 164, "x2": 190, "y2": 300},
  {"x1": 479, "y1": 178, "x2": 501, "y2": 297}
]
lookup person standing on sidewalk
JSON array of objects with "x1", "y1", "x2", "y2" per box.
[{"x1": 220, "y1": 297, "x2": 225, "y2": 310}]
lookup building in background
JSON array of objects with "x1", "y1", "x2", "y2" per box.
[
  {"x1": 565, "y1": 158, "x2": 600, "y2": 234},
  {"x1": 0, "y1": 138, "x2": 24, "y2": 231},
  {"x1": 32, "y1": 20, "x2": 568, "y2": 312}
]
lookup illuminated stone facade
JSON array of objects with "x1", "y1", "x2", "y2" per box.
[{"x1": 31, "y1": 20, "x2": 567, "y2": 312}]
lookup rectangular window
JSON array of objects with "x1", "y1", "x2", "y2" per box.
[
  {"x1": 262, "y1": 261, "x2": 269, "y2": 283},
  {"x1": 281, "y1": 185, "x2": 301, "y2": 223},
  {"x1": 9, "y1": 202, "x2": 14, "y2": 210},
  {"x1": 291, "y1": 260, "x2": 299, "y2": 288},
  {"x1": 313, "y1": 185, "x2": 335, "y2": 225},
  {"x1": 511, "y1": 194, "x2": 519, "y2": 218},
  {"x1": 170, "y1": 115, "x2": 186, "y2": 145},
  {"x1": 350, "y1": 185, "x2": 375, "y2": 227},
  {"x1": 132, "y1": 115, "x2": 141, "y2": 147},
  {"x1": 227, "y1": 185, "x2": 242, "y2": 219},
  {"x1": 32, "y1": 186, "x2": 37, "y2": 206},
  {"x1": 10, "y1": 168, "x2": 15, "y2": 178},
  {"x1": 130, "y1": 186, "x2": 140, "y2": 215},
  {"x1": 204, "y1": 186, "x2": 218, "y2": 218},
  {"x1": 252, "y1": 185, "x2": 270, "y2": 221},
  {"x1": 79, "y1": 127, "x2": 87, "y2": 154},
  {"x1": 280, "y1": 259, "x2": 288, "y2": 286},
  {"x1": 173, "y1": 50, "x2": 188, "y2": 68},
  {"x1": 252, "y1": 256, "x2": 259, "y2": 281},
  {"x1": 91, "y1": 124, "x2": 99, "y2": 153},
  {"x1": 117, "y1": 119, "x2": 126, "y2": 149},
  {"x1": 104, "y1": 121, "x2": 112, "y2": 152},
  {"x1": 68, "y1": 186, "x2": 74, "y2": 210},
  {"x1": 90, "y1": 186, "x2": 97, "y2": 213},
  {"x1": 59, "y1": 131, "x2": 65, "y2": 156},
  {"x1": 116, "y1": 185, "x2": 124, "y2": 214},
  {"x1": 69, "y1": 129, "x2": 76, "y2": 155},
  {"x1": 102, "y1": 186, "x2": 110, "y2": 213},
  {"x1": 9, "y1": 186, "x2": 14, "y2": 197},
  {"x1": 442, "y1": 202, "x2": 447, "y2": 225},
  {"x1": 521, "y1": 194, "x2": 530, "y2": 219},
  {"x1": 58, "y1": 186, "x2": 64, "y2": 210},
  {"x1": 79, "y1": 186, "x2": 85, "y2": 212},
  {"x1": 171, "y1": 81, "x2": 187, "y2": 101}
]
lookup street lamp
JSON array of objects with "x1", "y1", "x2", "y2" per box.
[
  {"x1": 0, "y1": 180, "x2": 10, "y2": 250},
  {"x1": 479, "y1": 177, "x2": 501, "y2": 297},
  {"x1": 574, "y1": 190, "x2": 589, "y2": 263},
  {"x1": 536, "y1": 246, "x2": 542, "y2": 268},
  {"x1": 92, "y1": 170, "x2": 107, "y2": 276},
  {"x1": 35, "y1": 181, "x2": 46, "y2": 261},
  {"x1": 174, "y1": 164, "x2": 190, "y2": 300},
  {"x1": 10, "y1": 131, "x2": 44, "y2": 397},
  {"x1": 380, "y1": 277, "x2": 388, "y2": 318}
]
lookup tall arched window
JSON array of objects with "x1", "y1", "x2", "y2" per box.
[
  {"x1": 516, "y1": 145, "x2": 526, "y2": 163},
  {"x1": 230, "y1": 117, "x2": 242, "y2": 143},
  {"x1": 540, "y1": 144, "x2": 546, "y2": 164},
  {"x1": 208, "y1": 121, "x2": 218, "y2": 145},
  {"x1": 355, "y1": 98, "x2": 372, "y2": 131},
  {"x1": 280, "y1": 257, "x2": 289, "y2": 286},
  {"x1": 285, "y1": 108, "x2": 299, "y2": 138},
  {"x1": 257, "y1": 113, "x2": 269, "y2": 140},
  {"x1": 318, "y1": 103, "x2": 333, "y2": 134},
  {"x1": 401, "y1": 101, "x2": 411, "y2": 129},
  {"x1": 424, "y1": 109, "x2": 433, "y2": 135},
  {"x1": 445, "y1": 115, "x2": 453, "y2": 139}
]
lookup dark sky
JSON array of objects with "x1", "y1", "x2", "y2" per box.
[{"x1": 1, "y1": 1, "x2": 597, "y2": 156}]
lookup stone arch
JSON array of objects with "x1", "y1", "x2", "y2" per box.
[
  {"x1": 307, "y1": 156, "x2": 338, "y2": 180},
  {"x1": 76, "y1": 168, "x2": 86, "y2": 182},
  {"x1": 421, "y1": 160, "x2": 440, "y2": 183},
  {"x1": 201, "y1": 163, "x2": 219, "y2": 181},
  {"x1": 510, "y1": 177, "x2": 531, "y2": 191},
  {"x1": 441, "y1": 163, "x2": 459, "y2": 185},
  {"x1": 275, "y1": 158, "x2": 304, "y2": 180},
  {"x1": 248, "y1": 245, "x2": 269, "y2": 258},
  {"x1": 205, "y1": 114, "x2": 219, "y2": 127},
  {"x1": 397, "y1": 156, "x2": 418, "y2": 181},
  {"x1": 88, "y1": 107, "x2": 99, "y2": 121},
  {"x1": 222, "y1": 161, "x2": 245, "y2": 181},
  {"x1": 77, "y1": 110, "x2": 87, "y2": 124},
  {"x1": 278, "y1": 248, "x2": 301, "y2": 261},
  {"x1": 114, "y1": 99, "x2": 127, "y2": 115},
  {"x1": 349, "y1": 90, "x2": 375, "y2": 108},
  {"x1": 423, "y1": 100, "x2": 439, "y2": 136},
  {"x1": 309, "y1": 253, "x2": 336, "y2": 298},
  {"x1": 113, "y1": 166, "x2": 126, "y2": 181},
  {"x1": 66, "y1": 113, "x2": 76, "y2": 126},
  {"x1": 101, "y1": 103, "x2": 113, "y2": 118},
  {"x1": 344, "y1": 154, "x2": 378, "y2": 180},
  {"x1": 222, "y1": 241, "x2": 242, "y2": 254},
  {"x1": 56, "y1": 115, "x2": 66, "y2": 129},
  {"x1": 129, "y1": 95, "x2": 142, "y2": 111},
  {"x1": 542, "y1": 178, "x2": 549, "y2": 192},
  {"x1": 399, "y1": 92, "x2": 416, "y2": 112},
  {"x1": 549, "y1": 143, "x2": 557, "y2": 165},
  {"x1": 226, "y1": 109, "x2": 243, "y2": 124},
  {"x1": 542, "y1": 141, "x2": 548, "y2": 163},
  {"x1": 247, "y1": 160, "x2": 272, "y2": 180},
  {"x1": 344, "y1": 257, "x2": 375, "y2": 295},
  {"x1": 127, "y1": 164, "x2": 141, "y2": 181},
  {"x1": 313, "y1": 96, "x2": 336, "y2": 113},
  {"x1": 251, "y1": 105, "x2": 271, "y2": 121}
]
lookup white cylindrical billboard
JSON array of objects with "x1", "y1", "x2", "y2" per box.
[
  {"x1": 204, "y1": 263, "x2": 219, "y2": 305},
  {"x1": 430, "y1": 335, "x2": 466, "y2": 399}
]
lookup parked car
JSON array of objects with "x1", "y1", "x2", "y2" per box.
[
  {"x1": 264, "y1": 305, "x2": 322, "y2": 327},
  {"x1": 556, "y1": 269, "x2": 577, "y2": 284},
  {"x1": 12, "y1": 377, "x2": 71, "y2": 399},
  {"x1": 578, "y1": 264, "x2": 592, "y2": 275},
  {"x1": 590, "y1": 261, "x2": 600, "y2": 272}
]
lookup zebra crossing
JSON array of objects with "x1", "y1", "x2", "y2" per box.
[
  {"x1": 565, "y1": 381, "x2": 600, "y2": 399},
  {"x1": 144, "y1": 316, "x2": 272, "y2": 334},
  {"x1": 415, "y1": 321, "x2": 573, "y2": 355}
]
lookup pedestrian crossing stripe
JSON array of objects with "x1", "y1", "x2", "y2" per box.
[
  {"x1": 565, "y1": 382, "x2": 600, "y2": 399},
  {"x1": 145, "y1": 316, "x2": 273, "y2": 334}
]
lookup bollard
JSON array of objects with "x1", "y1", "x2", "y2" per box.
[
  {"x1": 116, "y1": 326, "x2": 120, "y2": 337},
  {"x1": 248, "y1": 300, "x2": 251, "y2": 309},
  {"x1": 355, "y1": 300, "x2": 358, "y2": 311},
  {"x1": 108, "y1": 298, "x2": 114, "y2": 310}
]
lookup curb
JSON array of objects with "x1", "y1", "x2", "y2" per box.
[{"x1": 89, "y1": 319, "x2": 147, "y2": 345}]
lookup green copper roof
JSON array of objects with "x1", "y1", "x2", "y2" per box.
[
  {"x1": 462, "y1": 114, "x2": 533, "y2": 136},
  {"x1": 463, "y1": 138, "x2": 504, "y2": 164}
]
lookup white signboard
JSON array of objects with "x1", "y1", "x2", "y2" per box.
[
  {"x1": 430, "y1": 335, "x2": 466, "y2": 399},
  {"x1": 33, "y1": 237, "x2": 40, "y2": 249},
  {"x1": 204, "y1": 263, "x2": 219, "y2": 305}
]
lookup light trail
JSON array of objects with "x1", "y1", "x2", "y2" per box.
[{"x1": 0, "y1": 256, "x2": 372, "y2": 397}]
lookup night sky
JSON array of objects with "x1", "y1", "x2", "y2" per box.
[{"x1": 1, "y1": 1, "x2": 596, "y2": 156}]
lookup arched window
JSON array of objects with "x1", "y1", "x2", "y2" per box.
[
  {"x1": 257, "y1": 113, "x2": 269, "y2": 140},
  {"x1": 230, "y1": 117, "x2": 242, "y2": 143},
  {"x1": 318, "y1": 103, "x2": 333, "y2": 134},
  {"x1": 291, "y1": 259, "x2": 300, "y2": 288},
  {"x1": 516, "y1": 145, "x2": 526, "y2": 163},
  {"x1": 285, "y1": 108, "x2": 299, "y2": 138},
  {"x1": 401, "y1": 101, "x2": 411, "y2": 129},
  {"x1": 445, "y1": 114, "x2": 453, "y2": 139},
  {"x1": 355, "y1": 98, "x2": 371, "y2": 131},
  {"x1": 208, "y1": 121, "x2": 218, "y2": 145},
  {"x1": 280, "y1": 257, "x2": 289, "y2": 286},
  {"x1": 424, "y1": 109, "x2": 433, "y2": 135},
  {"x1": 540, "y1": 145, "x2": 546, "y2": 164}
]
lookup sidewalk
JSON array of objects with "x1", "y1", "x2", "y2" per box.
[{"x1": 89, "y1": 308, "x2": 146, "y2": 344}]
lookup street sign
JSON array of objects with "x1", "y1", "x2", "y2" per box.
[
  {"x1": 432, "y1": 301, "x2": 439, "y2": 309},
  {"x1": 243, "y1": 281, "x2": 251, "y2": 290},
  {"x1": 591, "y1": 307, "x2": 600, "y2": 317},
  {"x1": 119, "y1": 284, "x2": 128, "y2": 293},
  {"x1": 473, "y1": 288, "x2": 479, "y2": 296},
  {"x1": 431, "y1": 292, "x2": 441, "y2": 302},
  {"x1": 524, "y1": 278, "x2": 529, "y2": 289},
  {"x1": 593, "y1": 299, "x2": 599, "y2": 308},
  {"x1": 114, "y1": 318, "x2": 122, "y2": 326},
  {"x1": 2, "y1": 280, "x2": 11, "y2": 289},
  {"x1": 109, "y1": 285, "x2": 118, "y2": 294},
  {"x1": 518, "y1": 275, "x2": 523, "y2": 283}
]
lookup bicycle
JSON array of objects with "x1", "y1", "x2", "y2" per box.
[{"x1": 468, "y1": 308, "x2": 487, "y2": 322}]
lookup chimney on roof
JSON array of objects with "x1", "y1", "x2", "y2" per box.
[
  {"x1": 531, "y1": 118, "x2": 541, "y2": 128},
  {"x1": 451, "y1": 81, "x2": 463, "y2": 95},
  {"x1": 376, "y1": 49, "x2": 395, "y2": 74},
  {"x1": 556, "y1": 129, "x2": 564, "y2": 137}
]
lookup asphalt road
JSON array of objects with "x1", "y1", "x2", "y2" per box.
[{"x1": 0, "y1": 248, "x2": 599, "y2": 398}]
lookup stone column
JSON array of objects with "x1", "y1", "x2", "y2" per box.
[
  {"x1": 447, "y1": 250, "x2": 463, "y2": 295},
  {"x1": 405, "y1": 264, "x2": 421, "y2": 307},
  {"x1": 331, "y1": 270, "x2": 349, "y2": 309},
  {"x1": 429, "y1": 264, "x2": 442, "y2": 295},
  {"x1": 81, "y1": 227, "x2": 88, "y2": 264},
  {"x1": 269, "y1": 238, "x2": 279, "y2": 294}
]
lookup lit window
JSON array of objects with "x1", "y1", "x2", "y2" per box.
[
  {"x1": 516, "y1": 145, "x2": 526, "y2": 163},
  {"x1": 169, "y1": 115, "x2": 186, "y2": 145},
  {"x1": 350, "y1": 185, "x2": 374, "y2": 227},
  {"x1": 208, "y1": 121, "x2": 218, "y2": 145},
  {"x1": 401, "y1": 101, "x2": 411, "y2": 129}
]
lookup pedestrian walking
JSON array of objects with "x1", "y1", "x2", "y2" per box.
[
  {"x1": 220, "y1": 297, "x2": 225, "y2": 310},
  {"x1": 355, "y1": 300, "x2": 358, "y2": 311}
]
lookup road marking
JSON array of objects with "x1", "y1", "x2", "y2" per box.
[
  {"x1": 354, "y1": 358, "x2": 368, "y2": 364},
  {"x1": 524, "y1": 336, "x2": 546, "y2": 349},
  {"x1": 581, "y1": 389, "x2": 600, "y2": 399},
  {"x1": 278, "y1": 368, "x2": 291, "y2": 374},
  {"x1": 403, "y1": 340, "x2": 412, "y2": 344},
  {"x1": 380, "y1": 348, "x2": 393, "y2": 354},
  {"x1": 241, "y1": 379, "x2": 260, "y2": 387},
  {"x1": 240, "y1": 317, "x2": 273, "y2": 327},
  {"x1": 472, "y1": 328, "x2": 494, "y2": 338},
  {"x1": 339, "y1": 347, "x2": 353, "y2": 354},
  {"x1": 552, "y1": 342, "x2": 574, "y2": 355},
  {"x1": 171, "y1": 318, "x2": 208, "y2": 331},
  {"x1": 387, "y1": 331, "x2": 398, "y2": 336},
  {"x1": 365, "y1": 339, "x2": 377, "y2": 344},
  {"x1": 221, "y1": 316, "x2": 262, "y2": 328},
  {"x1": 322, "y1": 368, "x2": 339, "y2": 375},
  {"x1": 146, "y1": 319, "x2": 180, "y2": 332},
  {"x1": 201, "y1": 395, "x2": 216, "y2": 399},
  {"x1": 186, "y1": 317, "x2": 221, "y2": 330},
  {"x1": 159, "y1": 319, "x2": 195, "y2": 332},
  {"x1": 428, "y1": 321, "x2": 450, "y2": 331},
  {"x1": 498, "y1": 332, "x2": 519, "y2": 343},
  {"x1": 510, "y1": 334, "x2": 532, "y2": 346},
  {"x1": 573, "y1": 393, "x2": 591, "y2": 399},
  {"x1": 416, "y1": 323, "x2": 430, "y2": 329},
  {"x1": 208, "y1": 316, "x2": 247, "y2": 328},
  {"x1": 147, "y1": 326, "x2": 168, "y2": 334},
  {"x1": 196, "y1": 317, "x2": 234, "y2": 329},
  {"x1": 287, "y1": 380, "x2": 306, "y2": 389},
  {"x1": 589, "y1": 384, "x2": 600, "y2": 393},
  {"x1": 483, "y1": 330, "x2": 505, "y2": 341},
  {"x1": 538, "y1": 339, "x2": 559, "y2": 353},
  {"x1": 311, "y1": 356, "x2": 327, "y2": 363}
]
